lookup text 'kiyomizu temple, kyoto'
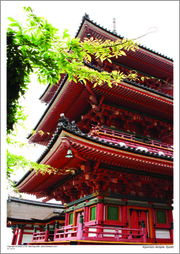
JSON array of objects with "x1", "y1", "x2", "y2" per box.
[{"x1": 15, "y1": 14, "x2": 173, "y2": 245}]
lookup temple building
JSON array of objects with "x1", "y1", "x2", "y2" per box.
[
  {"x1": 7, "y1": 196, "x2": 65, "y2": 245},
  {"x1": 14, "y1": 14, "x2": 173, "y2": 245}
]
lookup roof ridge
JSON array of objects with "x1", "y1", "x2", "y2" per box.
[
  {"x1": 78, "y1": 14, "x2": 173, "y2": 61},
  {"x1": 8, "y1": 196, "x2": 64, "y2": 208}
]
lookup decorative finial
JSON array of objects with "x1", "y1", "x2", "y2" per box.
[
  {"x1": 84, "y1": 13, "x2": 90, "y2": 20},
  {"x1": 113, "y1": 18, "x2": 116, "y2": 33}
]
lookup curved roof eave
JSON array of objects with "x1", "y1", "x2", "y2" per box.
[
  {"x1": 27, "y1": 62, "x2": 172, "y2": 145},
  {"x1": 27, "y1": 74, "x2": 68, "y2": 140},
  {"x1": 7, "y1": 196, "x2": 64, "y2": 208},
  {"x1": 39, "y1": 82, "x2": 51, "y2": 101},
  {"x1": 16, "y1": 115, "x2": 173, "y2": 189},
  {"x1": 77, "y1": 14, "x2": 173, "y2": 61},
  {"x1": 83, "y1": 62, "x2": 173, "y2": 100}
]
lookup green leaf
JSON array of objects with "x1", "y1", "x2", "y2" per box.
[
  {"x1": 8, "y1": 17, "x2": 18, "y2": 23},
  {"x1": 9, "y1": 23, "x2": 20, "y2": 27},
  {"x1": 63, "y1": 29, "x2": 70, "y2": 40},
  {"x1": 120, "y1": 50, "x2": 126, "y2": 56}
]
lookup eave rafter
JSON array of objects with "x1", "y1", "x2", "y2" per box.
[
  {"x1": 69, "y1": 139, "x2": 173, "y2": 176},
  {"x1": 90, "y1": 82, "x2": 172, "y2": 115},
  {"x1": 47, "y1": 161, "x2": 173, "y2": 203},
  {"x1": 83, "y1": 22, "x2": 173, "y2": 83},
  {"x1": 79, "y1": 97, "x2": 172, "y2": 131}
]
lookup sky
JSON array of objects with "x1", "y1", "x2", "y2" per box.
[
  {"x1": 2, "y1": 1, "x2": 179, "y2": 58},
  {"x1": 1, "y1": 1, "x2": 179, "y2": 250}
]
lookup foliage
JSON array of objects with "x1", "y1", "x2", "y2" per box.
[
  {"x1": 6, "y1": 7, "x2": 153, "y2": 190},
  {"x1": 7, "y1": 31, "x2": 29, "y2": 134},
  {"x1": 7, "y1": 137, "x2": 75, "y2": 190},
  {"x1": 6, "y1": 7, "x2": 141, "y2": 135}
]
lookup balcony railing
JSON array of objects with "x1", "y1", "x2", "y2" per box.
[
  {"x1": 54, "y1": 224, "x2": 146, "y2": 243},
  {"x1": 89, "y1": 126, "x2": 173, "y2": 157},
  {"x1": 31, "y1": 225, "x2": 54, "y2": 243},
  {"x1": 29, "y1": 217, "x2": 173, "y2": 245},
  {"x1": 30, "y1": 218, "x2": 148, "y2": 244}
]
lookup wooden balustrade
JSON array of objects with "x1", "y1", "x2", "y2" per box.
[
  {"x1": 82, "y1": 225, "x2": 146, "y2": 242},
  {"x1": 31, "y1": 220, "x2": 173, "y2": 244},
  {"x1": 53, "y1": 221, "x2": 147, "y2": 243},
  {"x1": 31, "y1": 224, "x2": 54, "y2": 243},
  {"x1": 32, "y1": 231, "x2": 54, "y2": 242},
  {"x1": 54, "y1": 225, "x2": 78, "y2": 240},
  {"x1": 89, "y1": 126, "x2": 173, "y2": 157}
]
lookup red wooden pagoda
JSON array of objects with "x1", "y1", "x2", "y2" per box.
[{"x1": 15, "y1": 14, "x2": 173, "y2": 245}]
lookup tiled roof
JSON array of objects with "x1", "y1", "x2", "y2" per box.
[
  {"x1": 37, "y1": 114, "x2": 173, "y2": 163},
  {"x1": 39, "y1": 82, "x2": 51, "y2": 100},
  {"x1": 83, "y1": 62, "x2": 173, "y2": 99},
  {"x1": 29, "y1": 60, "x2": 172, "y2": 141},
  {"x1": 27, "y1": 74, "x2": 68, "y2": 140},
  {"x1": 7, "y1": 196, "x2": 64, "y2": 209},
  {"x1": 77, "y1": 14, "x2": 173, "y2": 61},
  {"x1": 17, "y1": 114, "x2": 173, "y2": 188}
]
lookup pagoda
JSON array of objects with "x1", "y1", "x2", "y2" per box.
[{"x1": 15, "y1": 14, "x2": 173, "y2": 245}]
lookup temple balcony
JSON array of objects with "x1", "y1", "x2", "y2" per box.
[
  {"x1": 28, "y1": 216, "x2": 173, "y2": 245},
  {"x1": 53, "y1": 220, "x2": 147, "y2": 244},
  {"x1": 89, "y1": 125, "x2": 173, "y2": 158}
]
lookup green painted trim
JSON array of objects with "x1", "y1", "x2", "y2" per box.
[
  {"x1": 69, "y1": 212, "x2": 73, "y2": 224},
  {"x1": 107, "y1": 205, "x2": 119, "y2": 220},
  {"x1": 90, "y1": 206, "x2": 96, "y2": 221},
  {"x1": 67, "y1": 199, "x2": 127, "y2": 209},
  {"x1": 85, "y1": 199, "x2": 98, "y2": 206},
  {"x1": 66, "y1": 194, "x2": 97, "y2": 207},
  {"x1": 156, "y1": 210, "x2": 166, "y2": 223},
  {"x1": 127, "y1": 202, "x2": 152, "y2": 208},
  {"x1": 66, "y1": 191, "x2": 172, "y2": 211},
  {"x1": 66, "y1": 207, "x2": 74, "y2": 213},
  {"x1": 153, "y1": 205, "x2": 172, "y2": 210},
  {"x1": 104, "y1": 200, "x2": 126, "y2": 206},
  {"x1": 66, "y1": 199, "x2": 98, "y2": 211},
  {"x1": 75, "y1": 202, "x2": 87, "y2": 210},
  {"x1": 97, "y1": 198, "x2": 104, "y2": 203}
]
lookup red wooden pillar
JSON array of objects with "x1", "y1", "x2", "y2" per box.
[
  {"x1": 77, "y1": 215, "x2": 83, "y2": 239},
  {"x1": 84, "y1": 200, "x2": 89, "y2": 237},
  {"x1": 96, "y1": 196, "x2": 104, "y2": 238},
  {"x1": 122, "y1": 199, "x2": 128, "y2": 238},
  {"x1": 17, "y1": 227, "x2": 24, "y2": 245},
  {"x1": 44, "y1": 224, "x2": 49, "y2": 242},
  {"x1": 170, "y1": 222, "x2": 173, "y2": 242},
  {"x1": 65, "y1": 208, "x2": 69, "y2": 226},
  {"x1": 167, "y1": 208, "x2": 173, "y2": 223},
  {"x1": 148, "y1": 204, "x2": 155, "y2": 239},
  {"x1": 167, "y1": 208, "x2": 173, "y2": 241},
  {"x1": 141, "y1": 220, "x2": 147, "y2": 243},
  {"x1": 11, "y1": 228, "x2": 19, "y2": 245},
  {"x1": 122, "y1": 199, "x2": 127, "y2": 223}
]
